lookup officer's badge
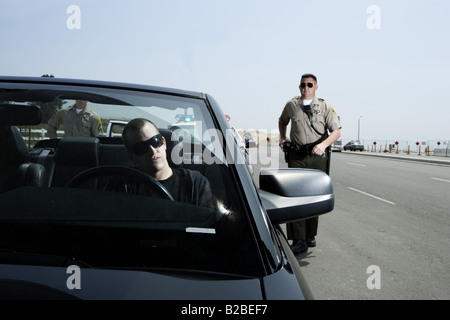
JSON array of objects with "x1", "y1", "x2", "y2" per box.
[{"x1": 313, "y1": 109, "x2": 321, "y2": 115}]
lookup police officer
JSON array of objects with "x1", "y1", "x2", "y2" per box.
[
  {"x1": 47, "y1": 100, "x2": 103, "y2": 139},
  {"x1": 278, "y1": 73, "x2": 341, "y2": 254}
]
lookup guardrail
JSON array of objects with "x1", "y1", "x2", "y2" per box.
[{"x1": 341, "y1": 139, "x2": 450, "y2": 158}]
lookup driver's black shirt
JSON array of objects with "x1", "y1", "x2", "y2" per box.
[
  {"x1": 159, "y1": 168, "x2": 213, "y2": 208},
  {"x1": 110, "y1": 168, "x2": 213, "y2": 208}
]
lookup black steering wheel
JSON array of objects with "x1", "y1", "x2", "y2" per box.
[{"x1": 66, "y1": 165, "x2": 175, "y2": 201}]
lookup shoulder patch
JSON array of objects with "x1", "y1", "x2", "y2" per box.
[{"x1": 95, "y1": 116, "x2": 103, "y2": 131}]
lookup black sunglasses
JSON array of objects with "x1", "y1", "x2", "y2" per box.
[
  {"x1": 132, "y1": 133, "x2": 164, "y2": 156},
  {"x1": 300, "y1": 82, "x2": 314, "y2": 88}
]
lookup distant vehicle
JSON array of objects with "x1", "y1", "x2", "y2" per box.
[
  {"x1": 331, "y1": 140, "x2": 342, "y2": 152},
  {"x1": 330, "y1": 146, "x2": 342, "y2": 152},
  {"x1": 105, "y1": 120, "x2": 127, "y2": 137},
  {"x1": 343, "y1": 141, "x2": 364, "y2": 151}
]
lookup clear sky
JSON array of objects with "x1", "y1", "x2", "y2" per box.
[{"x1": 1, "y1": 0, "x2": 449, "y2": 142}]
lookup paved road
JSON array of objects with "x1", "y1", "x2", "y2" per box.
[{"x1": 250, "y1": 147, "x2": 450, "y2": 299}]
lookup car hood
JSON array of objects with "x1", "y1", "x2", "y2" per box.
[{"x1": 0, "y1": 264, "x2": 264, "y2": 300}]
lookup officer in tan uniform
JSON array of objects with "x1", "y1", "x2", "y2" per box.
[
  {"x1": 47, "y1": 100, "x2": 103, "y2": 139},
  {"x1": 279, "y1": 73, "x2": 341, "y2": 254}
]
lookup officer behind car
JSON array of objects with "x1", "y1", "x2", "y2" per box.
[
  {"x1": 278, "y1": 73, "x2": 342, "y2": 254},
  {"x1": 47, "y1": 100, "x2": 103, "y2": 139}
]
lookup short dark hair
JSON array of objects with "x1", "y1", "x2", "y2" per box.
[
  {"x1": 122, "y1": 118, "x2": 159, "y2": 153},
  {"x1": 301, "y1": 73, "x2": 317, "y2": 83}
]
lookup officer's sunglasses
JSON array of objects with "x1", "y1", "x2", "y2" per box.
[
  {"x1": 300, "y1": 82, "x2": 314, "y2": 88},
  {"x1": 132, "y1": 133, "x2": 164, "y2": 156}
]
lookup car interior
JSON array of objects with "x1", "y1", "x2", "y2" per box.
[{"x1": 0, "y1": 91, "x2": 264, "y2": 277}]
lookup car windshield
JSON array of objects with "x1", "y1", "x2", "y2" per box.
[{"x1": 0, "y1": 80, "x2": 263, "y2": 278}]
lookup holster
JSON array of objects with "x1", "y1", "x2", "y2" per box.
[
  {"x1": 290, "y1": 133, "x2": 329, "y2": 155},
  {"x1": 282, "y1": 141, "x2": 291, "y2": 163}
]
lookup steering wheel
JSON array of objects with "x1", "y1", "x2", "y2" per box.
[{"x1": 66, "y1": 165, "x2": 175, "y2": 201}]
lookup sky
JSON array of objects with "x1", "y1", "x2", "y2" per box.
[{"x1": 1, "y1": 0, "x2": 449, "y2": 143}]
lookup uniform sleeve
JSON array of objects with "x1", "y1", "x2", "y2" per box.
[
  {"x1": 324, "y1": 102, "x2": 342, "y2": 132},
  {"x1": 91, "y1": 115, "x2": 103, "y2": 137},
  {"x1": 278, "y1": 101, "x2": 292, "y2": 126},
  {"x1": 47, "y1": 110, "x2": 61, "y2": 139}
]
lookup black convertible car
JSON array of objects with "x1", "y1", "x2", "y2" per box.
[{"x1": 0, "y1": 76, "x2": 334, "y2": 300}]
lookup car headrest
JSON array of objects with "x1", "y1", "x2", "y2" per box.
[
  {"x1": 0, "y1": 104, "x2": 42, "y2": 125},
  {"x1": 56, "y1": 137, "x2": 100, "y2": 167},
  {"x1": 0, "y1": 126, "x2": 29, "y2": 165}
]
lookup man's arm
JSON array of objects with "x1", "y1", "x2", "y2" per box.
[
  {"x1": 47, "y1": 113, "x2": 60, "y2": 139},
  {"x1": 278, "y1": 121, "x2": 288, "y2": 151},
  {"x1": 91, "y1": 115, "x2": 103, "y2": 137},
  {"x1": 312, "y1": 128, "x2": 341, "y2": 156},
  {"x1": 197, "y1": 176, "x2": 213, "y2": 208}
]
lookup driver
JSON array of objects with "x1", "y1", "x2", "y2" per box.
[{"x1": 122, "y1": 118, "x2": 213, "y2": 208}]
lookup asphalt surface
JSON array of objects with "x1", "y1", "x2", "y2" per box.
[{"x1": 250, "y1": 147, "x2": 450, "y2": 300}]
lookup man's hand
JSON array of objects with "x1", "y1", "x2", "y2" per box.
[
  {"x1": 279, "y1": 139, "x2": 287, "y2": 151},
  {"x1": 312, "y1": 143, "x2": 325, "y2": 156}
]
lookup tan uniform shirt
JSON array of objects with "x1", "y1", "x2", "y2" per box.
[
  {"x1": 47, "y1": 105, "x2": 103, "y2": 139},
  {"x1": 279, "y1": 96, "x2": 341, "y2": 145}
]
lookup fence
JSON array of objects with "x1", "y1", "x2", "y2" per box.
[
  {"x1": 340, "y1": 139, "x2": 450, "y2": 157},
  {"x1": 18, "y1": 127, "x2": 64, "y2": 148}
]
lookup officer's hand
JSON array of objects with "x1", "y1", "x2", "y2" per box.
[
  {"x1": 312, "y1": 143, "x2": 325, "y2": 156},
  {"x1": 279, "y1": 139, "x2": 286, "y2": 151}
]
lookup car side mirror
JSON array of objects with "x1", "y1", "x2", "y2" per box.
[{"x1": 258, "y1": 168, "x2": 334, "y2": 224}]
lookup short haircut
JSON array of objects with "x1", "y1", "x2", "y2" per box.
[
  {"x1": 300, "y1": 73, "x2": 317, "y2": 83},
  {"x1": 122, "y1": 118, "x2": 159, "y2": 153}
]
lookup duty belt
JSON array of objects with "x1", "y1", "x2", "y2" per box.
[{"x1": 284, "y1": 134, "x2": 328, "y2": 155}]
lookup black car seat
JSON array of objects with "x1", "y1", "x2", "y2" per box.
[
  {"x1": 0, "y1": 126, "x2": 47, "y2": 193},
  {"x1": 51, "y1": 137, "x2": 100, "y2": 188}
]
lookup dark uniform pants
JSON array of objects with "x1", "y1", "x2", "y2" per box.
[{"x1": 286, "y1": 151, "x2": 328, "y2": 240}]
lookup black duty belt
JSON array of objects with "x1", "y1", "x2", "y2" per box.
[{"x1": 284, "y1": 134, "x2": 328, "y2": 155}]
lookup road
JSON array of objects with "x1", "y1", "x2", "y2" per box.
[{"x1": 250, "y1": 147, "x2": 450, "y2": 299}]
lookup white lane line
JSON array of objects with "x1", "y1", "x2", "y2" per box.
[
  {"x1": 348, "y1": 187, "x2": 396, "y2": 205},
  {"x1": 431, "y1": 177, "x2": 450, "y2": 183},
  {"x1": 346, "y1": 162, "x2": 366, "y2": 167}
]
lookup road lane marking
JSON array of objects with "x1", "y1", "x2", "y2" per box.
[
  {"x1": 346, "y1": 162, "x2": 366, "y2": 167},
  {"x1": 348, "y1": 187, "x2": 396, "y2": 205},
  {"x1": 431, "y1": 177, "x2": 450, "y2": 183}
]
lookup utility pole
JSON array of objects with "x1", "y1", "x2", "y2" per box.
[{"x1": 358, "y1": 116, "x2": 363, "y2": 142}]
